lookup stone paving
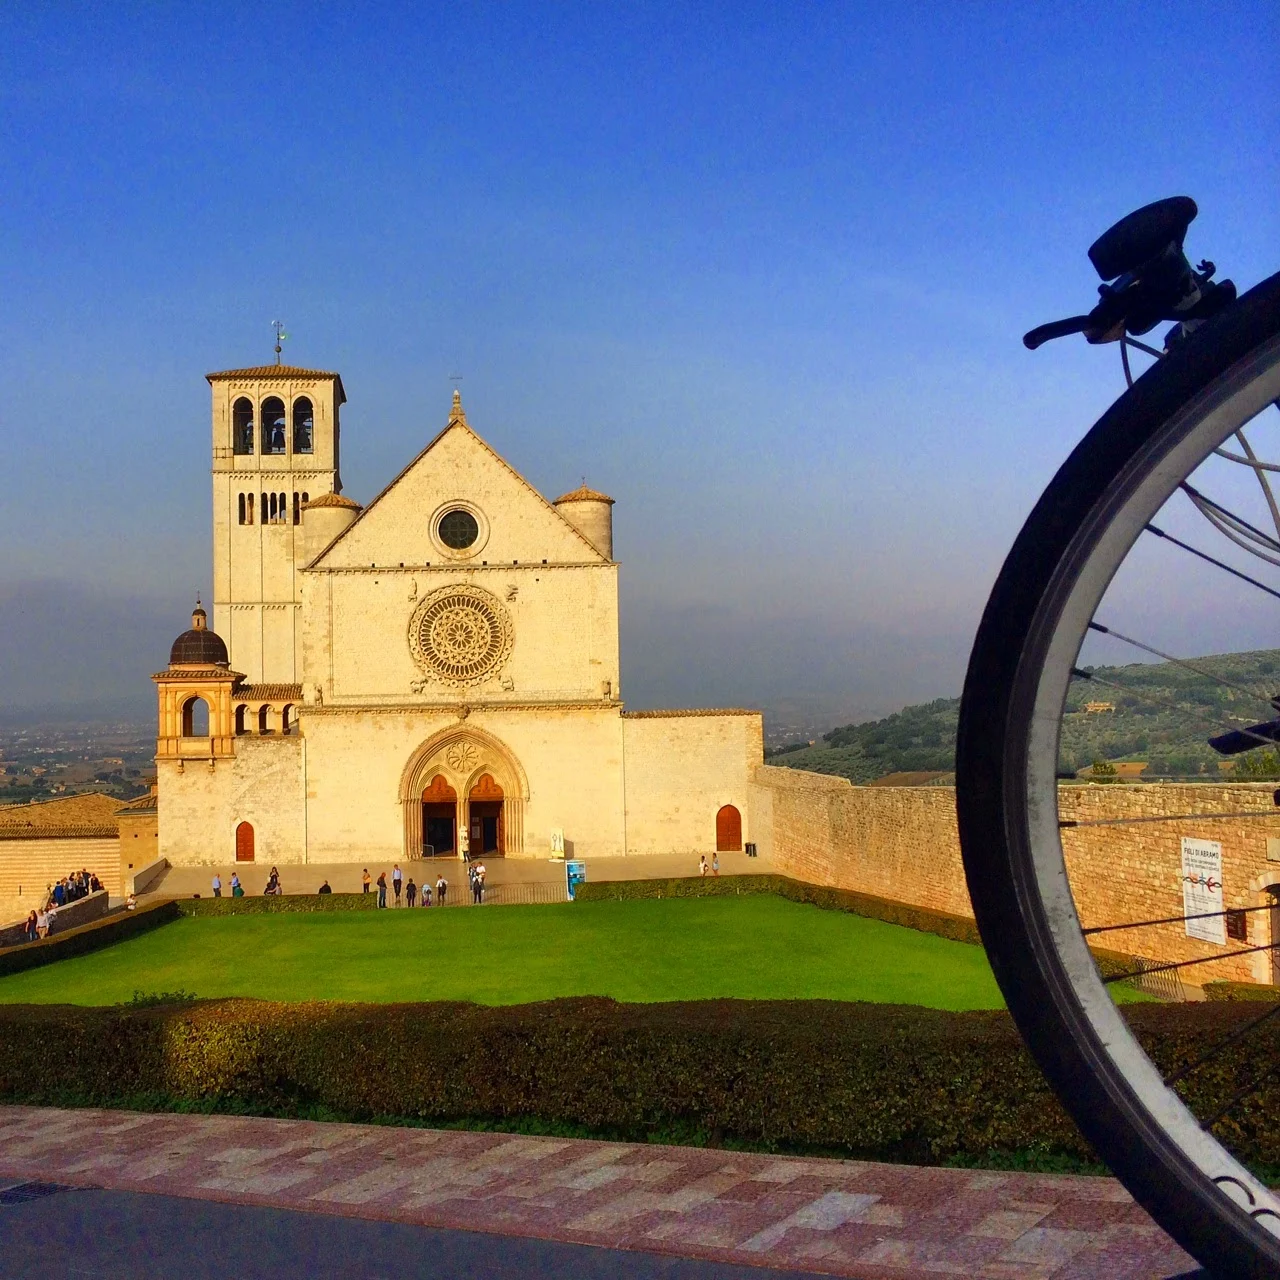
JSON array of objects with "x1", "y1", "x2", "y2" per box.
[{"x1": 0, "y1": 1106, "x2": 1198, "y2": 1278}]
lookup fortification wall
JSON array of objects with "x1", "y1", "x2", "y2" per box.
[{"x1": 749, "y1": 766, "x2": 1280, "y2": 985}]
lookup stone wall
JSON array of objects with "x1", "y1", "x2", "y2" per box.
[
  {"x1": 0, "y1": 838, "x2": 120, "y2": 927},
  {"x1": 622, "y1": 711, "x2": 763, "y2": 857},
  {"x1": 749, "y1": 766, "x2": 1280, "y2": 985}
]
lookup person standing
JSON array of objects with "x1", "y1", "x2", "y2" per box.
[
  {"x1": 231, "y1": 871, "x2": 243, "y2": 898},
  {"x1": 24, "y1": 911, "x2": 37, "y2": 943},
  {"x1": 318, "y1": 880, "x2": 332, "y2": 895},
  {"x1": 699, "y1": 855, "x2": 708, "y2": 877},
  {"x1": 422, "y1": 881, "x2": 432, "y2": 907},
  {"x1": 212, "y1": 872, "x2": 222, "y2": 898},
  {"x1": 405, "y1": 878, "x2": 417, "y2": 908},
  {"x1": 436, "y1": 874, "x2": 447, "y2": 906},
  {"x1": 35, "y1": 906, "x2": 50, "y2": 939},
  {"x1": 377, "y1": 872, "x2": 388, "y2": 908},
  {"x1": 712, "y1": 854, "x2": 720, "y2": 877},
  {"x1": 362, "y1": 868, "x2": 371, "y2": 895},
  {"x1": 392, "y1": 864, "x2": 403, "y2": 906}
]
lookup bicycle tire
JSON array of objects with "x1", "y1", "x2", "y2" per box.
[{"x1": 956, "y1": 268, "x2": 1280, "y2": 1277}]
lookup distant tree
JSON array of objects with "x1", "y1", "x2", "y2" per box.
[
  {"x1": 1090, "y1": 758, "x2": 1118, "y2": 783},
  {"x1": 1234, "y1": 750, "x2": 1280, "y2": 780}
]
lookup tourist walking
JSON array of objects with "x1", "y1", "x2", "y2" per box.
[
  {"x1": 405, "y1": 878, "x2": 417, "y2": 908},
  {"x1": 392, "y1": 864, "x2": 403, "y2": 906},
  {"x1": 377, "y1": 872, "x2": 388, "y2": 908},
  {"x1": 362, "y1": 868, "x2": 371, "y2": 894},
  {"x1": 23, "y1": 911, "x2": 37, "y2": 943},
  {"x1": 436, "y1": 874, "x2": 447, "y2": 906},
  {"x1": 699, "y1": 855, "x2": 708, "y2": 877},
  {"x1": 212, "y1": 873, "x2": 222, "y2": 898},
  {"x1": 35, "y1": 906, "x2": 50, "y2": 939}
]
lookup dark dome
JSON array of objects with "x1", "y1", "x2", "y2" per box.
[{"x1": 169, "y1": 604, "x2": 228, "y2": 666}]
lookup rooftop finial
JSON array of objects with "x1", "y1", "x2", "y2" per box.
[
  {"x1": 272, "y1": 319, "x2": 288, "y2": 366},
  {"x1": 192, "y1": 596, "x2": 207, "y2": 629},
  {"x1": 448, "y1": 381, "x2": 467, "y2": 424}
]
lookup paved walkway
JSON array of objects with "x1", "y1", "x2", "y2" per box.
[
  {"x1": 0, "y1": 1106, "x2": 1198, "y2": 1278},
  {"x1": 148, "y1": 851, "x2": 768, "y2": 898}
]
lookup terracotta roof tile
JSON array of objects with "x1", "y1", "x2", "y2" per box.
[
  {"x1": 206, "y1": 365, "x2": 340, "y2": 380},
  {"x1": 234, "y1": 683, "x2": 303, "y2": 702},
  {"x1": 0, "y1": 791, "x2": 124, "y2": 839},
  {"x1": 301, "y1": 493, "x2": 361, "y2": 511},
  {"x1": 554, "y1": 484, "x2": 615, "y2": 505}
]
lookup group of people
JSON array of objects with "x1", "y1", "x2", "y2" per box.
[
  {"x1": 358, "y1": 863, "x2": 489, "y2": 908},
  {"x1": 209, "y1": 871, "x2": 247, "y2": 898},
  {"x1": 699, "y1": 854, "x2": 721, "y2": 877},
  {"x1": 21, "y1": 867, "x2": 105, "y2": 942}
]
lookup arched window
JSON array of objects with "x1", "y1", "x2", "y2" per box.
[
  {"x1": 282, "y1": 703, "x2": 295, "y2": 734},
  {"x1": 261, "y1": 492, "x2": 268, "y2": 523},
  {"x1": 268, "y1": 493, "x2": 277, "y2": 523},
  {"x1": 279, "y1": 492, "x2": 287, "y2": 523},
  {"x1": 302, "y1": 491, "x2": 309, "y2": 506},
  {"x1": 235, "y1": 705, "x2": 248, "y2": 735},
  {"x1": 232, "y1": 398, "x2": 255, "y2": 454},
  {"x1": 293, "y1": 397, "x2": 314, "y2": 453},
  {"x1": 237, "y1": 493, "x2": 246, "y2": 525},
  {"x1": 262, "y1": 397, "x2": 286, "y2": 454},
  {"x1": 293, "y1": 492, "x2": 300, "y2": 525},
  {"x1": 715, "y1": 805, "x2": 742, "y2": 852},
  {"x1": 258, "y1": 705, "x2": 271, "y2": 734},
  {"x1": 181, "y1": 696, "x2": 210, "y2": 737},
  {"x1": 247, "y1": 492, "x2": 254, "y2": 525}
]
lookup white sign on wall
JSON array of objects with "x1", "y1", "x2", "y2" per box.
[{"x1": 1180, "y1": 837, "x2": 1225, "y2": 945}]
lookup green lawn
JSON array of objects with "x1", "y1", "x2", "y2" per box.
[{"x1": 0, "y1": 896, "x2": 1011, "y2": 1010}]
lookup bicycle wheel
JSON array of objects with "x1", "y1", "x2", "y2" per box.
[{"x1": 957, "y1": 268, "x2": 1280, "y2": 1276}]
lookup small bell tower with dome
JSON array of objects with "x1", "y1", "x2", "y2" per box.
[
  {"x1": 153, "y1": 601, "x2": 240, "y2": 765},
  {"x1": 206, "y1": 355, "x2": 348, "y2": 684}
]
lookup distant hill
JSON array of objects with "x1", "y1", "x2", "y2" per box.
[{"x1": 767, "y1": 648, "x2": 1280, "y2": 784}]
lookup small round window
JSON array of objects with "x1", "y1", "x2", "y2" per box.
[{"x1": 438, "y1": 508, "x2": 480, "y2": 550}]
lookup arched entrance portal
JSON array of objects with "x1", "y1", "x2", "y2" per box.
[
  {"x1": 400, "y1": 726, "x2": 528, "y2": 861},
  {"x1": 469, "y1": 774, "x2": 504, "y2": 856},
  {"x1": 422, "y1": 774, "x2": 457, "y2": 857},
  {"x1": 235, "y1": 821, "x2": 255, "y2": 862}
]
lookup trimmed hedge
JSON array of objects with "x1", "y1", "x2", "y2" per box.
[
  {"x1": 0, "y1": 901, "x2": 180, "y2": 979},
  {"x1": 576, "y1": 874, "x2": 983, "y2": 946},
  {"x1": 176, "y1": 893, "x2": 378, "y2": 917},
  {"x1": 0, "y1": 997, "x2": 1277, "y2": 1165},
  {"x1": 1205, "y1": 981, "x2": 1280, "y2": 1002}
]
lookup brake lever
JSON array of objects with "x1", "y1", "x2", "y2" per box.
[{"x1": 1023, "y1": 316, "x2": 1092, "y2": 350}]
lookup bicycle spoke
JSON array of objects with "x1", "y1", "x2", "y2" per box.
[
  {"x1": 1164, "y1": 1003, "x2": 1280, "y2": 1088},
  {"x1": 1085, "y1": 903, "x2": 1274, "y2": 937},
  {"x1": 1102, "y1": 940, "x2": 1280, "y2": 986},
  {"x1": 1145, "y1": 524, "x2": 1280, "y2": 603},
  {"x1": 1086, "y1": 621, "x2": 1276, "y2": 706},
  {"x1": 1203, "y1": 1061, "x2": 1280, "y2": 1130}
]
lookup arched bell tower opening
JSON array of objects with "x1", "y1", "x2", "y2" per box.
[{"x1": 400, "y1": 726, "x2": 527, "y2": 861}]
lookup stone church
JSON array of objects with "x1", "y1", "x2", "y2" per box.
[{"x1": 153, "y1": 364, "x2": 762, "y2": 867}]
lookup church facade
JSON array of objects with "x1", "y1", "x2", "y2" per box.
[{"x1": 153, "y1": 364, "x2": 762, "y2": 867}]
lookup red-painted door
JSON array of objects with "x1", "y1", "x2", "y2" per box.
[
  {"x1": 235, "y1": 821, "x2": 255, "y2": 862},
  {"x1": 715, "y1": 805, "x2": 742, "y2": 852}
]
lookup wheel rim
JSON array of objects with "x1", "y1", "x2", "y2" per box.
[{"x1": 1014, "y1": 333, "x2": 1280, "y2": 1243}]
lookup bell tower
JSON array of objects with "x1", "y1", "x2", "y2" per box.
[{"x1": 206, "y1": 362, "x2": 347, "y2": 684}]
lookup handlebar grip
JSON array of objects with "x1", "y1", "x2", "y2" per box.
[{"x1": 1023, "y1": 316, "x2": 1091, "y2": 350}]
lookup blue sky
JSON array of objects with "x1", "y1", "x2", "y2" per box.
[{"x1": 1, "y1": 3, "x2": 1276, "y2": 724}]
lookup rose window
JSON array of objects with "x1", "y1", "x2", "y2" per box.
[{"x1": 409, "y1": 585, "x2": 513, "y2": 686}]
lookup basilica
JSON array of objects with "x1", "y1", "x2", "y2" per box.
[{"x1": 153, "y1": 364, "x2": 762, "y2": 867}]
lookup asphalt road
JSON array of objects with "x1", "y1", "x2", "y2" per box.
[{"x1": 0, "y1": 1184, "x2": 837, "y2": 1280}]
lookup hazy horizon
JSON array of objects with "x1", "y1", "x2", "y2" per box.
[{"x1": 2, "y1": 5, "x2": 1275, "y2": 730}]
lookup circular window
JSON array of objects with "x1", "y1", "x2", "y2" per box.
[
  {"x1": 409, "y1": 585, "x2": 514, "y2": 687},
  {"x1": 438, "y1": 508, "x2": 479, "y2": 550}
]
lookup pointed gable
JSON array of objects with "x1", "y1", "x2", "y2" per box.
[{"x1": 310, "y1": 403, "x2": 606, "y2": 569}]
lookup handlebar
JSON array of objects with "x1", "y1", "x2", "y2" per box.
[{"x1": 1023, "y1": 316, "x2": 1091, "y2": 350}]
